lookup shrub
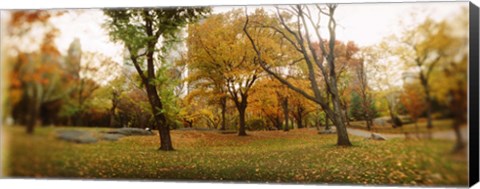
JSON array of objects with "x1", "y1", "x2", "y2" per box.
[{"x1": 246, "y1": 118, "x2": 266, "y2": 131}]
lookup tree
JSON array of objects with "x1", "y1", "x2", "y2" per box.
[
  {"x1": 249, "y1": 77, "x2": 286, "y2": 130},
  {"x1": 104, "y1": 8, "x2": 210, "y2": 151},
  {"x1": 313, "y1": 40, "x2": 361, "y2": 129},
  {"x1": 288, "y1": 79, "x2": 317, "y2": 129},
  {"x1": 180, "y1": 90, "x2": 223, "y2": 129},
  {"x1": 117, "y1": 88, "x2": 154, "y2": 128},
  {"x1": 110, "y1": 86, "x2": 121, "y2": 127},
  {"x1": 63, "y1": 40, "x2": 104, "y2": 126},
  {"x1": 400, "y1": 83, "x2": 426, "y2": 138},
  {"x1": 244, "y1": 4, "x2": 352, "y2": 146},
  {"x1": 182, "y1": 13, "x2": 231, "y2": 131},
  {"x1": 364, "y1": 42, "x2": 404, "y2": 128},
  {"x1": 428, "y1": 9, "x2": 468, "y2": 152},
  {"x1": 6, "y1": 10, "x2": 65, "y2": 133},
  {"x1": 349, "y1": 92, "x2": 362, "y2": 121},
  {"x1": 350, "y1": 92, "x2": 377, "y2": 127},
  {"x1": 398, "y1": 18, "x2": 451, "y2": 130},
  {"x1": 351, "y1": 58, "x2": 375, "y2": 130},
  {"x1": 396, "y1": 10, "x2": 468, "y2": 148},
  {"x1": 10, "y1": 32, "x2": 71, "y2": 133},
  {"x1": 185, "y1": 10, "x2": 280, "y2": 136}
]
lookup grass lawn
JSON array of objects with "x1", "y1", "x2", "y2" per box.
[
  {"x1": 349, "y1": 119, "x2": 455, "y2": 134},
  {"x1": 1, "y1": 126, "x2": 468, "y2": 186}
]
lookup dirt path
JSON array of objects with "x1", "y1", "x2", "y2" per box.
[
  {"x1": 346, "y1": 128, "x2": 404, "y2": 139},
  {"x1": 347, "y1": 127, "x2": 468, "y2": 142}
]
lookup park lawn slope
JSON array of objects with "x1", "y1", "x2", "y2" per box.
[{"x1": 2, "y1": 126, "x2": 467, "y2": 186}]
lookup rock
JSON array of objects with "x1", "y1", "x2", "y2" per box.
[
  {"x1": 57, "y1": 130, "x2": 98, "y2": 144},
  {"x1": 102, "y1": 134, "x2": 124, "y2": 141},
  {"x1": 106, "y1": 127, "x2": 154, "y2": 136},
  {"x1": 370, "y1": 133, "x2": 386, "y2": 140}
]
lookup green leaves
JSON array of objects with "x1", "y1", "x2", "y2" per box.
[
  {"x1": 103, "y1": 7, "x2": 211, "y2": 135},
  {"x1": 103, "y1": 8, "x2": 210, "y2": 58}
]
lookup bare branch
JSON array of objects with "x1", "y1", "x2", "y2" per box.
[{"x1": 244, "y1": 10, "x2": 321, "y2": 105}]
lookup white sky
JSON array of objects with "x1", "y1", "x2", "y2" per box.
[
  {"x1": 334, "y1": 2, "x2": 465, "y2": 46},
  {"x1": 0, "y1": 1, "x2": 467, "y2": 88},
  {"x1": 51, "y1": 10, "x2": 125, "y2": 65},
  {"x1": 45, "y1": 2, "x2": 467, "y2": 64}
]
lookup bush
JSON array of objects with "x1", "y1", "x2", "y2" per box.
[
  {"x1": 391, "y1": 115, "x2": 403, "y2": 128},
  {"x1": 246, "y1": 118, "x2": 266, "y2": 131},
  {"x1": 350, "y1": 92, "x2": 378, "y2": 121}
]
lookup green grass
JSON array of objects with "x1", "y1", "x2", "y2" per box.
[
  {"x1": 1, "y1": 126, "x2": 468, "y2": 186},
  {"x1": 349, "y1": 119, "x2": 455, "y2": 134}
]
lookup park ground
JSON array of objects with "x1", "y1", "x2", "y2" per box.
[
  {"x1": 348, "y1": 119, "x2": 468, "y2": 141},
  {"x1": 1, "y1": 123, "x2": 468, "y2": 187}
]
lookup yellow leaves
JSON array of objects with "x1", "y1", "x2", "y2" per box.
[
  {"x1": 388, "y1": 170, "x2": 408, "y2": 182},
  {"x1": 3, "y1": 126, "x2": 469, "y2": 185},
  {"x1": 396, "y1": 161, "x2": 402, "y2": 167}
]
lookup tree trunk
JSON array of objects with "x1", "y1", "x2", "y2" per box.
[
  {"x1": 110, "y1": 90, "x2": 119, "y2": 127},
  {"x1": 158, "y1": 122, "x2": 174, "y2": 150},
  {"x1": 296, "y1": 114, "x2": 303, "y2": 129},
  {"x1": 387, "y1": 101, "x2": 396, "y2": 128},
  {"x1": 452, "y1": 120, "x2": 465, "y2": 153},
  {"x1": 365, "y1": 112, "x2": 372, "y2": 131},
  {"x1": 282, "y1": 98, "x2": 289, "y2": 132},
  {"x1": 109, "y1": 113, "x2": 116, "y2": 127},
  {"x1": 267, "y1": 115, "x2": 282, "y2": 130},
  {"x1": 331, "y1": 94, "x2": 352, "y2": 146},
  {"x1": 425, "y1": 94, "x2": 433, "y2": 129},
  {"x1": 238, "y1": 106, "x2": 247, "y2": 136},
  {"x1": 26, "y1": 99, "x2": 39, "y2": 134},
  {"x1": 145, "y1": 84, "x2": 174, "y2": 150},
  {"x1": 231, "y1": 93, "x2": 249, "y2": 136},
  {"x1": 184, "y1": 118, "x2": 193, "y2": 128},
  {"x1": 243, "y1": 5, "x2": 352, "y2": 146},
  {"x1": 332, "y1": 113, "x2": 351, "y2": 146},
  {"x1": 449, "y1": 89, "x2": 466, "y2": 153},
  {"x1": 275, "y1": 116, "x2": 282, "y2": 130},
  {"x1": 220, "y1": 96, "x2": 227, "y2": 130},
  {"x1": 367, "y1": 119, "x2": 373, "y2": 131},
  {"x1": 325, "y1": 93, "x2": 331, "y2": 130},
  {"x1": 420, "y1": 74, "x2": 433, "y2": 129},
  {"x1": 296, "y1": 106, "x2": 304, "y2": 129},
  {"x1": 134, "y1": 10, "x2": 175, "y2": 151}
]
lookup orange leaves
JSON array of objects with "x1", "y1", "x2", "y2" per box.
[
  {"x1": 7, "y1": 10, "x2": 64, "y2": 45},
  {"x1": 9, "y1": 11, "x2": 52, "y2": 28},
  {"x1": 400, "y1": 83, "x2": 426, "y2": 121},
  {"x1": 40, "y1": 40, "x2": 61, "y2": 57},
  {"x1": 9, "y1": 89, "x2": 23, "y2": 105},
  {"x1": 9, "y1": 73, "x2": 22, "y2": 87},
  {"x1": 31, "y1": 72, "x2": 43, "y2": 83}
]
